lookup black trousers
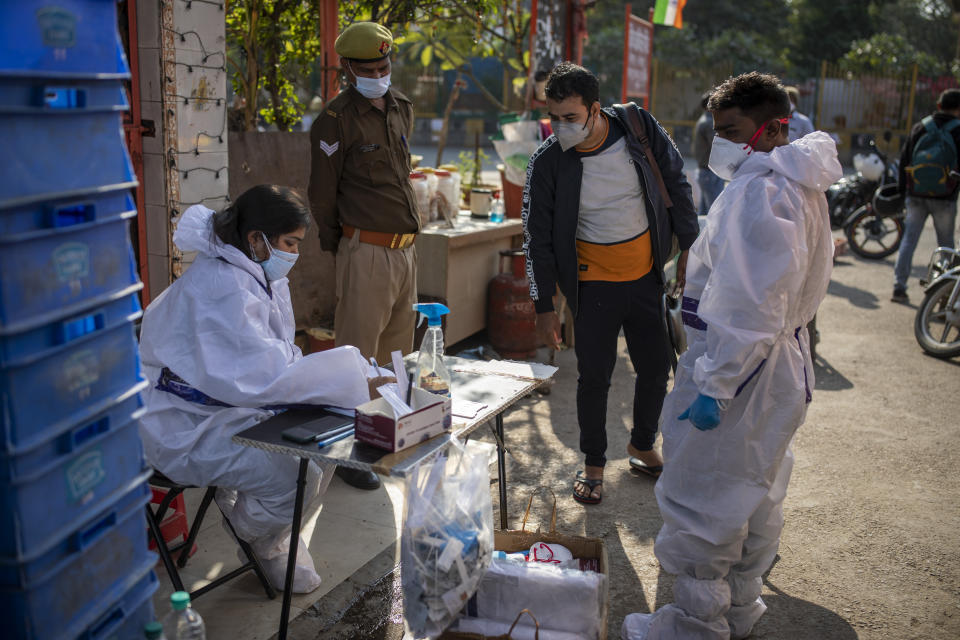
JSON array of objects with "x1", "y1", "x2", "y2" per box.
[{"x1": 574, "y1": 272, "x2": 671, "y2": 468}]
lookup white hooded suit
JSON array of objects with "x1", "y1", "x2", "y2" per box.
[
  {"x1": 623, "y1": 132, "x2": 842, "y2": 639},
  {"x1": 138, "y1": 205, "x2": 374, "y2": 592}
]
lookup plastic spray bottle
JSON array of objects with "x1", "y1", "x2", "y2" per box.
[{"x1": 413, "y1": 303, "x2": 451, "y2": 397}]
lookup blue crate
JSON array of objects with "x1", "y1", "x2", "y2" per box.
[
  {"x1": 0, "y1": 1, "x2": 129, "y2": 79},
  {"x1": 0, "y1": 285, "x2": 141, "y2": 365},
  {"x1": 0, "y1": 320, "x2": 143, "y2": 455},
  {"x1": 0, "y1": 384, "x2": 147, "y2": 559},
  {"x1": 0, "y1": 76, "x2": 128, "y2": 113},
  {"x1": 0, "y1": 211, "x2": 139, "y2": 333},
  {"x1": 0, "y1": 477, "x2": 154, "y2": 639},
  {"x1": 73, "y1": 565, "x2": 157, "y2": 640},
  {"x1": 0, "y1": 109, "x2": 135, "y2": 206},
  {"x1": 0, "y1": 184, "x2": 134, "y2": 237}
]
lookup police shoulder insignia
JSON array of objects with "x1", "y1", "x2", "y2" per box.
[
  {"x1": 319, "y1": 140, "x2": 339, "y2": 156},
  {"x1": 326, "y1": 109, "x2": 338, "y2": 118}
]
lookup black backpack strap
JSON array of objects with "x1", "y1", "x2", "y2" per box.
[{"x1": 614, "y1": 102, "x2": 674, "y2": 208}]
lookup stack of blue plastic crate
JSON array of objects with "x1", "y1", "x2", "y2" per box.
[{"x1": 0, "y1": 1, "x2": 158, "y2": 638}]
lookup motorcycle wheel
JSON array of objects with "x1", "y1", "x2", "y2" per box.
[
  {"x1": 845, "y1": 207, "x2": 904, "y2": 259},
  {"x1": 914, "y1": 278, "x2": 960, "y2": 358}
]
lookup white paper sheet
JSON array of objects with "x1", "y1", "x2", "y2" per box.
[{"x1": 452, "y1": 398, "x2": 487, "y2": 419}]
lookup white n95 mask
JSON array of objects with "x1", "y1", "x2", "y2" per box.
[
  {"x1": 253, "y1": 232, "x2": 298, "y2": 281},
  {"x1": 708, "y1": 136, "x2": 753, "y2": 182},
  {"x1": 553, "y1": 120, "x2": 591, "y2": 152}
]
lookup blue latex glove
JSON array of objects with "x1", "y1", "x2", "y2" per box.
[{"x1": 678, "y1": 393, "x2": 723, "y2": 431}]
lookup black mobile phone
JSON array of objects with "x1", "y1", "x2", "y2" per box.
[
  {"x1": 281, "y1": 426, "x2": 324, "y2": 444},
  {"x1": 280, "y1": 415, "x2": 353, "y2": 444}
]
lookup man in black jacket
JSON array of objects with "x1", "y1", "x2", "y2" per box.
[{"x1": 522, "y1": 63, "x2": 698, "y2": 504}]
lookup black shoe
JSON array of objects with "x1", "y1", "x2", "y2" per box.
[
  {"x1": 891, "y1": 288, "x2": 909, "y2": 304},
  {"x1": 335, "y1": 466, "x2": 381, "y2": 490}
]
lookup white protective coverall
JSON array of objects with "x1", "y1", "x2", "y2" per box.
[
  {"x1": 623, "y1": 132, "x2": 842, "y2": 640},
  {"x1": 139, "y1": 205, "x2": 374, "y2": 593}
]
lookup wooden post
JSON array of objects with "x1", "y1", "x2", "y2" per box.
[
  {"x1": 621, "y1": 4, "x2": 630, "y2": 104},
  {"x1": 320, "y1": 0, "x2": 339, "y2": 103}
]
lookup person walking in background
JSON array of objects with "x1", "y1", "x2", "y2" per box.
[
  {"x1": 785, "y1": 86, "x2": 815, "y2": 142},
  {"x1": 891, "y1": 88, "x2": 960, "y2": 304},
  {"x1": 309, "y1": 22, "x2": 418, "y2": 491},
  {"x1": 523, "y1": 62, "x2": 698, "y2": 505},
  {"x1": 693, "y1": 92, "x2": 724, "y2": 214}
]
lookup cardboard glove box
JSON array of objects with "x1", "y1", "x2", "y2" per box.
[{"x1": 355, "y1": 387, "x2": 452, "y2": 452}]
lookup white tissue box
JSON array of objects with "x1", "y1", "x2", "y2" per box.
[{"x1": 355, "y1": 388, "x2": 452, "y2": 452}]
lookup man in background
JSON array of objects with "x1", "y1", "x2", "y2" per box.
[
  {"x1": 785, "y1": 86, "x2": 814, "y2": 142},
  {"x1": 891, "y1": 88, "x2": 960, "y2": 304},
  {"x1": 693, "y1": 92, "x2": 724, "y2": 214}
]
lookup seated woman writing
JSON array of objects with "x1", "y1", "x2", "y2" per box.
[{"x1": 138, "y1": 184, "x2": 387, "y2": 593}]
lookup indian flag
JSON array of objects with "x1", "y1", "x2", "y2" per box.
[{"x1": 653, "y1": 0, "x2": 687, "y2": 28}]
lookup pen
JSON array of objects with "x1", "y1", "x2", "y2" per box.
[
  {"x1": 310, "y1": 423, "x2": 354, "y2": 442},
  {"x1": 405, "y1": 371, "x2": 414, "y2": 405},
  {"x1": 317, "y1": 428, "x2": 355, "y2": 448}
]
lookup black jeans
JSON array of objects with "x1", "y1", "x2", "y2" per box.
[{"x1": 574, "y1": 273, "x2": 671, "y2": 468}]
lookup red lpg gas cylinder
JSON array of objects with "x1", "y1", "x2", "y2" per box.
[{"x1": 488, "y1": 249, "x2": 538, "y2": 359}]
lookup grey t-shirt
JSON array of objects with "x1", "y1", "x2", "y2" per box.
[{"x1": 576, "y1": 115, "x2": 649, "y2": 244}]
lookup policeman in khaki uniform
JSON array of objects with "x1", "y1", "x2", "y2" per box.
[{"x1": 309, "y1": 22, "x2": 419, "y2": 366}]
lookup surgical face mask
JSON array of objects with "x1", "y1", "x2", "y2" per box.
[
  {"x1": 252, "y1": 232, "x2": 298, "y2": 281},
  {"x1": 553, "y1": 107, "x2": 597, "y2": 152},
  {"x1": 349, "y1": 63, "x2": 391, "y2": 99}
]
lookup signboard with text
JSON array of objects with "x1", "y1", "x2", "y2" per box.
[{"x1": 621, "y1": 6, "x2": 653, "y2": 106}]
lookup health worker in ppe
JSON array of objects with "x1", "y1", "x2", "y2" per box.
[
  {"x1": 622, "y1": 72, "x2": 842, "y2": 640},
  {"x1": 138, "y1": 185, "x2": 391, "y2": 594}
]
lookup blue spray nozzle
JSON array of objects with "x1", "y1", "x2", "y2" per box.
[{"x1": 413, "y1": 302, "x2": 450, "y2": 327}]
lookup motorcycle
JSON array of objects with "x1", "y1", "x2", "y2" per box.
[
  {"x1": 914, "y1": 247, "x2": 960, "y2": 358},
  {"x1": 825, "y1": 139, "x2": 886, "y2": 229},
  {"x1": 840, "y1": 134, "x2": 906, "y2": 259}
]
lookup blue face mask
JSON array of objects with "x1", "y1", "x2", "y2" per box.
[{"x1": 252, "y1": 232, "x2": 298, "y2": 281}]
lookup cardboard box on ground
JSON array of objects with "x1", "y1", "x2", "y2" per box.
[{"x1": 441, "y1": 493, "x2": 610, "y2": 640}]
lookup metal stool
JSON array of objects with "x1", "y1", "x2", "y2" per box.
[{"x1": 145, "y1": 470, "x2": 277, "y2": 600}]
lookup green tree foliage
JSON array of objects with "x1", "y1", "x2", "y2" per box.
[
  {"x1": 840, "y1": 32, "x2": 945, "y2": 75},
  {"x1": 226, "y1": 0, "x2": 322, "y2": 132},
  {"x1": 395, "y1": 1, "x2": 528, "y2": 112},
  {"x1": 583, "y1": 0, "x2": 957, "y2": 99}
]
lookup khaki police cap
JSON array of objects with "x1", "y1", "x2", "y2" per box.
[{"x1": 336, "y1": 22, "x2": 393, "y2": 62}]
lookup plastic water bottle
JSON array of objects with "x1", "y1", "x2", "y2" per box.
[
  {"x1": 163, "y1": 591, "x2": 206, "y2": 640},
  {"x1": 489, "y1": 195, "x2": 505, "y2": 223},
  {"x1": 144, "y1": 621, "x2": 169, "y2": 639}
]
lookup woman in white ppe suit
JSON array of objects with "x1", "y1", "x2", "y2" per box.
[
  {"x1": 623, "y1": 73, "x2": 842, "y2": 640},
  {"x1": 139, "y1": 185, "x2": 386, "y2": 593}
]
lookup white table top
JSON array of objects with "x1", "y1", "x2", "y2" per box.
[{"x1": 232, "y1": 356, "x2": 557, "y2": 477}]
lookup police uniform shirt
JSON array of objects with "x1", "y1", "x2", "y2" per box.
[{"x1": 309, "y1": 85, "x2": 420, "y2": 252}]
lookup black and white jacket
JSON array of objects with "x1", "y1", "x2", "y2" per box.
[{"x1": 522, "y1": 105, "x2": 699, "y2": 315}]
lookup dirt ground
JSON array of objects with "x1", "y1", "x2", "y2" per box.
[
  {"x1": 294, "y1": 223, "x2": 960, "y2": 640},
  {"x1": 483, "y1": 225, "x2": 960, "y2": 640}
]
